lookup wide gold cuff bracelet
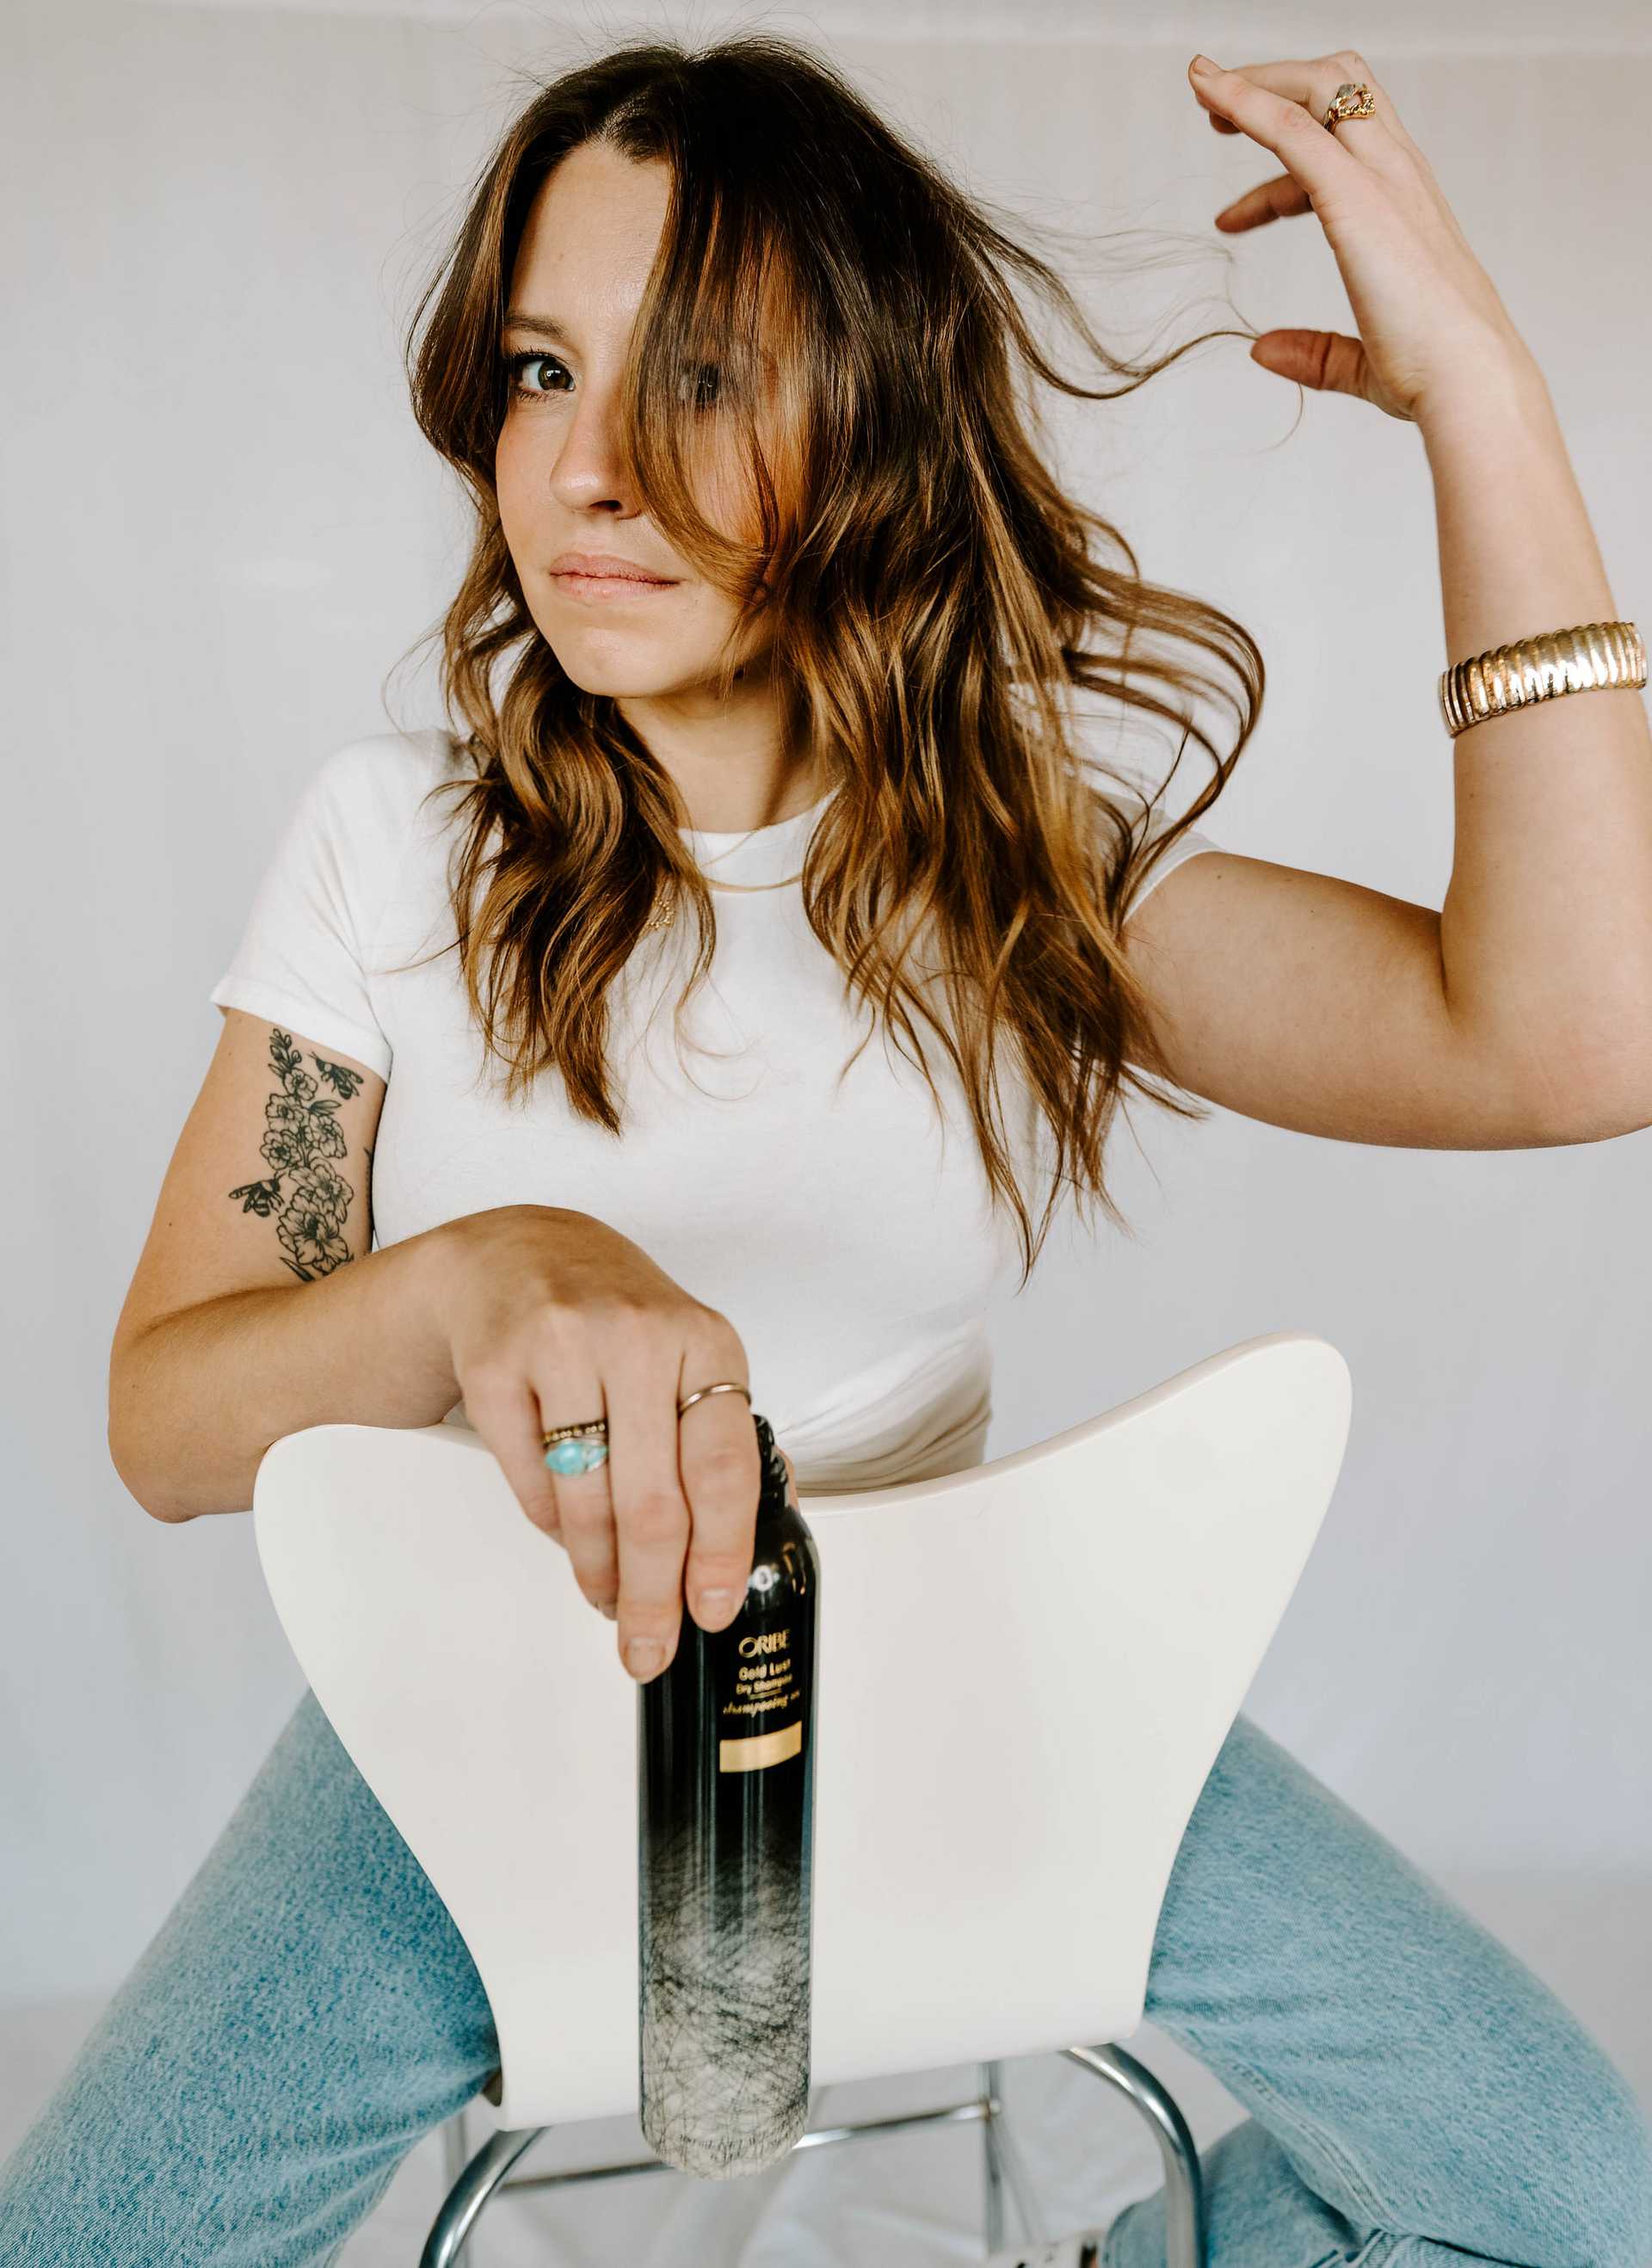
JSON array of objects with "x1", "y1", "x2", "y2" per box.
[{"x1": 1439, "y1": 618, "x2": 1646, "y2": 741}]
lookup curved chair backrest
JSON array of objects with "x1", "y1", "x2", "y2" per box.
[{"x1": 253, "y1": 1328, "x2": 1350, "y2": 2133}]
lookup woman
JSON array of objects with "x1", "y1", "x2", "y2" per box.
[{"x1": 6, "y1": 32, "x2": 1649, "y2": 2268}]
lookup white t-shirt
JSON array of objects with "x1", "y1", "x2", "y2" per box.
[{"x1": 208, "y1": 728, "x2": 1218, "y2": 1491}]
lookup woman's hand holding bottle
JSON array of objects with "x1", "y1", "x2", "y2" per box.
[{"x1": 419, "y1": 1203, "x2": 777, "y2": 1682}]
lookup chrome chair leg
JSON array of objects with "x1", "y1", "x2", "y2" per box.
[
  {"x1": 435, "y1": 2107, "x2": 476, "y2": 2266},
  {"x1": 419, "y1": 2125, "x2": 545, "y2": 2268},
  {"x1": 982, "y1": 2060, "x2": 1006, "y2": 2254},
  {"x1": 982, "y1": 2059, "x2": 1049, "y2": 2254},
  {"x1": 1061, "y1": 2044, "x2": 1206, "y2": 2268},
  {"x1": 439, "y1": 2105, "x2": 469, "y2": 2203}
]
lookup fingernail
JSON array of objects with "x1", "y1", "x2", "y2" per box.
[
  {"x1": 1191, "y1": 53, "x2": 1217, "y2": 74},
  {"x1": 697, "y1": 1588, "x2": 735, "y2": 1623},
  {"x1": 626, "y1": 1638, "x2": 664, "y2": 1679}
]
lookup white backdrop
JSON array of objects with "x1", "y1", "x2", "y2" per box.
[{"x1": 5, "y1": 1, "x2": 1650, "y2": 2253}]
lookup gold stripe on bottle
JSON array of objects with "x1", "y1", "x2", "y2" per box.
[{"x1": 718, "y1": 1719, "x2": 803, "y2": 1774}]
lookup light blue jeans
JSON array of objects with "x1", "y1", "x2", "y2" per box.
[{"x1": 2, "y1": 1690, "x2": 1649, "y2": 2268}]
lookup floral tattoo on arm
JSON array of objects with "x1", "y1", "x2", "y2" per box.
[{"x1": 227, "y1": 1027, "x2": 370, "y2": 1280}]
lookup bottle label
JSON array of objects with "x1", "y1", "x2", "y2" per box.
[{"x1": 718, "y1": 1624, "x2": 799, "y2": 1773}]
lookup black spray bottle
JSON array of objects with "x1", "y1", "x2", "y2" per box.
[{"x1": 637, "y1": 1409, "x2": 821, "y2": 2178}]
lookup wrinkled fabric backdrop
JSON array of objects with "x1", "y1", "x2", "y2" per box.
[{"x1": 3, "y1": 2, "x2": 1648, "y2": 2259}]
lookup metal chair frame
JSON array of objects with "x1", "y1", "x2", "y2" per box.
[{"x1": 422, "y1": 2043, "x2": 1205, "y2": 2268}]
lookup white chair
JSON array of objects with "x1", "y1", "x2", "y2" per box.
[{"x1": 251, "y1": 1327, "x2": 1351, "y2": 2268}]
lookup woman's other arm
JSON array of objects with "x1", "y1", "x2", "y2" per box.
[
  {"x1": 1119, "y1": 361, "x2": 1652, "y2": 1152},
  {"x1": 1131, "y1": 57, "x2": 1652, "y2": 1151}
]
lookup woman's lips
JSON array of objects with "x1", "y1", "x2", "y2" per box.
[{"x1": 552, "y1": 570, "x2": 679, "y2": 601}]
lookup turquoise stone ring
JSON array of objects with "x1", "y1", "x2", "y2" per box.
[{"x1": 542, "y1": 1434, "x2": 610, "y2": 1476}]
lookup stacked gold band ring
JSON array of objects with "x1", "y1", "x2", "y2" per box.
[{"x1": 541, "y1": 1379, "x2": 753, "y2": 1476}]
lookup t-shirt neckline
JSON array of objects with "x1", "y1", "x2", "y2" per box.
[{"x1": 678, "y1": 786, "x2": 836, "y2": 884}]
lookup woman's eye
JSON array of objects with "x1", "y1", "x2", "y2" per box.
[
  {"x1": 504, "y1": 349, "x2": 570, "y2": 402},
  {"x1": 679, "y1": 362, "x2": 723, "y2": 410},
  {"x1": 502, "y1": 348, "x2": 722, "y2": 410}
]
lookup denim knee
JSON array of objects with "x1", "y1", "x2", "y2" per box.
[{"x1": 1513, "y1": 2045, "x2": 1652, "y2": 2268}]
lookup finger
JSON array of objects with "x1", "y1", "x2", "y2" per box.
[
  {"x1": 1214, "y1": 171, "x2": 1314, "y2": 232},
  {"x1": 675, "y1": 1320, "x2": 761, "y2": 1634},
  {"x1": 601, "y1": 1340, "x2": 694, "y2": 1682},
  {"x1": 534, "y1": 1357, "x2": 621, "y2": 1615},
  {"x1": 1187, "y1": 55, "x2": 1402, "y2": 189},
  {"x1": 1249, "y1": 327, "x2": 1381, "y2": 406},
  {"x1": 462, "y1": 1365, "x2": 578, "y2": 1547},
  {"x1": 1202, "y1": 52, "x2": 1442, "y2": 195},
  {"x1": 1193, "y1": 52, "x2": 1401, "y2": 144}
]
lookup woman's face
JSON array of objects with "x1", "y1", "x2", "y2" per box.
[{"x1": 496, "y1": 140, "x2": 769, "y2": 701}]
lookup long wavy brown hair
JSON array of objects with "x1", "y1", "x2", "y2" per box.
[{"x1": 385, "y1": 30, "x2": 1265, "y2": 1289}]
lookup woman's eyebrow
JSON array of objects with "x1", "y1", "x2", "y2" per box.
[{"x1": 502, "y1": 310, "x2": 574, "y2": 342}]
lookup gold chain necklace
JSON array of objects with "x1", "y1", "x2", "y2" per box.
[{"x1": 642, "y1": 867, "x2": 804, "y2": 935}]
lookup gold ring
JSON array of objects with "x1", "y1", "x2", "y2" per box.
[
  {"x1": 1322, "y1": 79, "x2": 1376, "y2": 131},
  {"x1": 677, "y1": 1380, "x2": 753, "y2": 1416}
]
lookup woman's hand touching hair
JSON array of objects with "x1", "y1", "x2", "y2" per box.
[{"x1": 420, "y1": 1203, "x2": 775, "y2": 1683}]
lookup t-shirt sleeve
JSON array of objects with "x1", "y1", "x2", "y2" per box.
[
  {"x1": 206, "y1": 735, "x2": 427, "y2": 1082},
  {"x1": 1088, "y1": 751, "x2": 1224, "y2": 922},
  {"x1": 1125, "y1": 805, "x2": 1224, "y2": 920},
  {"x1": 1068, "y1": 709, "x2": 1225, "y2": 921}
]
